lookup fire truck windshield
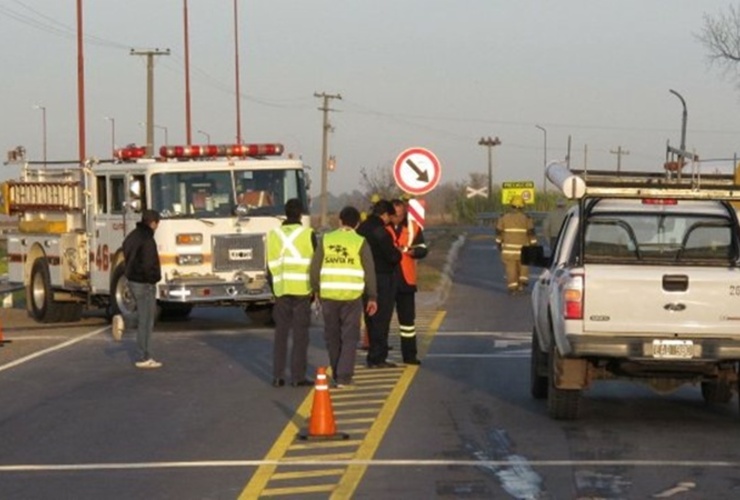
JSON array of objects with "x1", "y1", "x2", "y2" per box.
[{"x1": 151, "y1": 168, "x2": 307, "y2": 218}]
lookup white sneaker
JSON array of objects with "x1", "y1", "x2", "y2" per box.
[
  {"x1": 135, "y1": 359, "x2": 163, "y2": 369},
  {"x1": 111, "y1": 314, "x2": 124, "y2": 342}
]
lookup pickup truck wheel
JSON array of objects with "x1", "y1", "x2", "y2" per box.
[
  {"x1": 530, "y1": 329, "x2": 549, "y2": 399},
  {"x1": 701, "y1": 381, "x2": 733, "y2": 404},
  {"x1": 546, "y1": 345, "x2": 581, "y2": 420}
]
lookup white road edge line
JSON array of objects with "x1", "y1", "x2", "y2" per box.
[
  {"x1": 0, "y1": 327, "x2": 107, "y2": 373},
  {"x1": 434, "y1": 331, "x2": 529, "y2": 337},
  {"x1": 0, "y1": 459, "x2": 738, "y2": 472}
]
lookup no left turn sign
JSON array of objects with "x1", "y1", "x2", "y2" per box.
[{"x1": 393, "y1": 147, "x2": 442, "y2": 196}]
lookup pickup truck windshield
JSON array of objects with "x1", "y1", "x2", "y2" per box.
[{"x1": 584, "y1": 212, "x2": 735, "y2": 265}]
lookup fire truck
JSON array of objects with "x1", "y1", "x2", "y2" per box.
[{"x1": 1, "y1": 143, "x2": 310, "y2": 324}]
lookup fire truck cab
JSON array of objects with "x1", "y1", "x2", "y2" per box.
[{"x1": 2, "y1": 143, "x2": 310, "y2": 324}]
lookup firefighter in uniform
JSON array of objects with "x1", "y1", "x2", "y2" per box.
[
  {"x1": 310, "y1": 206, "x2": 378, "y2": 387},
  {"x1": 266, "y1": 198, "x2": 316, "y2": 388},
  {"x1": 388, "y1": 199, "x2": 428, "y2": 365},
  {"x1": 496, "y1": 195, "x2": 537, "y2": 294}
]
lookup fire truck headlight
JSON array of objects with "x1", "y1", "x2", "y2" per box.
[
  {"x1": 177, "y1": 254, "x2": 204, "y2": 266},
  {"x1": 176, "y1": 233, "x2": 203, "y2": 245}
]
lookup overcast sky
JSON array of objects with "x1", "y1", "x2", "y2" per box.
[{"x1": 2, "y1": 1, "x2": 740, "y2": 197}]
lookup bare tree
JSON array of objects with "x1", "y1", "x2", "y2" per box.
[
  {"x1": 698, "y1": 5, "x2": 740, "y2": 79},
  {"x1": 359, "y1": 164, "x2": 401, "y2": 200}
]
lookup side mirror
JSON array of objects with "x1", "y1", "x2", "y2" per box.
[{"x1": 521, "y1": 245, "x2": 551, "y2": 268}]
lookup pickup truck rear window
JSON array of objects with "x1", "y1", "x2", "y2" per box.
[{"x1": 583, "y1": 213, "x2": 735, "y2": 265}]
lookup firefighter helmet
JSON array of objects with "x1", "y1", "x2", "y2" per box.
[{"x1": 510, "y1": 195, "x2": 524, "y2": 208}]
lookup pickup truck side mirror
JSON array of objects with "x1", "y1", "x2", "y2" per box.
[{"x1": 521, "y1": 245, "x2": 551, "y2": 268}]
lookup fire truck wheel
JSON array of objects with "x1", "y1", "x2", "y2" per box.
[
  {"x1": 110, "y1": 262, "x2": 137, "y2": 319},
  {"x1": 159, "y1": 303, "x2": 194, "y2": 320},
  {"x1": 28, "y1": 257, "x2": 65, "y2": 323},
  {"x1": 244, "y1": 304, "x2": 274, "y2": 326}
]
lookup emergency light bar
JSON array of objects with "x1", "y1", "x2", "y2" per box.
[
  {"x1": 114, "y1": 145, "x2": 147, "y2": 160},
  {"x1": 159, "y1": 143, "x2": 284, "y2": 159}
]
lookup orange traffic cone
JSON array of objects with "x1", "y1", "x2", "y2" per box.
[
  {"x1": 0, "y1": 315, "x2": 10, "y2": 346},
  {"x1": 298, "y1": 367, "x2": 348, "y2": 441}
]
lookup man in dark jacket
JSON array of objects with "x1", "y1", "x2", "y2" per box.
[
  {"x1": 357, "y1": 199, "x2": 402, "y2": 368},
  {"x1": 122, "y1": 209, "x2": 162, "y2": 368}
]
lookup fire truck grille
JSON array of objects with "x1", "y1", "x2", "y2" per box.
[{"x1": 212, "y1": 234, "x2": 266, "y2": 273}]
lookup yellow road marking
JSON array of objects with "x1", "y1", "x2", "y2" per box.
[
  {"x1": 288, "y1": 440, "x2": 363, "y2": 451},
  {"x1": 270, "y1": 468, "x2": 345, "y2": 480},
  {"x1": 238, "y1": 309, "x2": 447, "y2": 499}
]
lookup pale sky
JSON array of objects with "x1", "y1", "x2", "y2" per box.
[{"x1": 2, "y1": 1, "x2": 740, "y2": 197}]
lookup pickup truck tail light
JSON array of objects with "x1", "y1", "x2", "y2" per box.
[{"x1": 563, "y1": 275, "x2": 584, "y2": 320}]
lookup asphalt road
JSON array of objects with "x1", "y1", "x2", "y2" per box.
[{"x1": 1, "y1": 227, "x2": 740, "y2": 499}]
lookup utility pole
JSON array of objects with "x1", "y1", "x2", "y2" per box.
[
  {"x1": 478, "y1": 136, "x2": 501, "y2": 202},
  {"x1": 183, "y1": 0, "x2": 192, "y2": 145},
  {"x1": 535, "y1": 125, "x2": 547, "y2": 193},
  {"x1": 130, "y1": 48, "x2": 170, "y2": 156},
  {"x1": 233, "y1": 0, "x2": 242, "y2": 144},
  {"x1": 610, "y1": 145, "x2": 630, "y2": 172},
  {"x1": 314, "y1": 92, "x2": 342, "y2": 227}
]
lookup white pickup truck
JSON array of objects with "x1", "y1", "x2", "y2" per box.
[{"x1": 525, "y1": 165, "x2": 740, "y2": 419}]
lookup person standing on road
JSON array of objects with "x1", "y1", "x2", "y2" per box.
[
  {"x1": 122, "y1": 209, "x2": 162, "y2": 369},
  {"x1": 542, "y1": 198, "x2": 568, "y2": 250},
  {"x1": 311, "y1": 206, "x2": 377, "y2": 387},
  {"x1": 357, "y1": 199, "x2": 402, "y2": 368},
  {"x1": 266, "y1": 198, "x2": 316, "y2": 388},
  {"x1": 496, "y1": 196, "x2": 537, "y2": 295},
  {"x1": 388, "y1": 198, "x2": 427, "y2": 365}
]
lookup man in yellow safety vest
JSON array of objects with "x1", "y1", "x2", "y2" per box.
[
  {"x1": 267, "y1": 198, "x2": 316, "y2": 388},
  {"x1": 310, "y1": 206, "x2": 378, "y2": 388}
]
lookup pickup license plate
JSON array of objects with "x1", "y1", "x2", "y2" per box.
[{"x1": 652, "y1": 339, "x2": 694, "y2": 359}]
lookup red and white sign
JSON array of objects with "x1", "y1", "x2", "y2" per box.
[
  {"x1": 393, "y1": 147, "x2": 442, "y2": 196},
  {"x1": 407, "y1": 198, "x2": 426, "y2": 229}
]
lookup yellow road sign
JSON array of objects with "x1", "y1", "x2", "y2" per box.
[{"x1": 501, "y1": 181, "x2": 536, "y2": 205}]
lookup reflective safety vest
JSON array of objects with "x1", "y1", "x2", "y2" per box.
[
  {"x1": 387, "y1": 220, "x2": 423, "y2": 286},
  {"x1": 267, "y1": 224, "x2": 314, "y2": 297},
  {"x1": 496, "y1": 210, "x2": 537, "y2": 260},
  {"x1": 319, "y1": 229, "x2": 366, "y2": 300}
]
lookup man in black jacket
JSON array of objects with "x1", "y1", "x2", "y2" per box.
[
  {"x1": 357, "y1": 199, "x2": 402, "y2": 368},
  {"x1": 122, "y1": 209, "x2": 162, "y2": 369}
]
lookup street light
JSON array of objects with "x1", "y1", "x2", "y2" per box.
[
  {"x1": 32, "y1": 104, "x2": 47, "y2": 164},
  {"x1": 139, "y1": 122, "x2": 168, "y2": 147},
  {"x1": 104, "y1": 116, "x2": 116, "y2": 154},
  {"x1": 478, "y1": 136, "x2": 501, "y2": 201},
  {"x1": 669, "y1": 89, "x2": 687, "y2": 154},
  {"x1": 154, "y1": 124, "x2": 169, "y2": 145},
  {"x1": 535, "y1": 125, "x2": 548, "y2": 194},
  {"x1": 197, "y1": 129, "x2": 211, "y2": 144}
]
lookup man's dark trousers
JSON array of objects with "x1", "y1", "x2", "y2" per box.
[
  {"x1": 272, "y1": 295, "x2": 311, "y2": 383},
  {"x1": 365, "y1": 273, "x2": 397, "y2": 365}
]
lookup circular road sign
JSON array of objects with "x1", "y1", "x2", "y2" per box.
[{"x1": 393, "y1": 147, "x2": 442, "y2": 196}]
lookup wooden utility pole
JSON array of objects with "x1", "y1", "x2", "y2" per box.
[
  {"x1": 314, "y1": 92, "x2": 342, "y2": 227},
  {"x1": 478, "y1": 136, "x2": 501, "y2": 201},
  {"x1": 76, "y1": 0, "x2": 85, "y2": 162},
  {"x1": 610, "y1": 145, "x2": 630, "y2": 172},
  {"x1": 130, "y1": 48, "x2": 170, "y2": 157}
]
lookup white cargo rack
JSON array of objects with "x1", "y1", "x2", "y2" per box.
[{"x1": 571, "y1": 169, "x2": 740, "y2": 201}]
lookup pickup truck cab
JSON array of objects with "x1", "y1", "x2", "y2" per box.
[{"x1": 526, "y1": 165, "x2": 740, "y2": 419}]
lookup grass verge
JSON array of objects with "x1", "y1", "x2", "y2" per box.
[{"x1": 416, "y1": 227, "x2": 462, "y2": 292}]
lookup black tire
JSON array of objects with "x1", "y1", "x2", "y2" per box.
[
  {"x1": 546, "y1": 344, "x2": 581, "y2": 420},
  {"x1": 701, "y1": 380, "x2": 733, "y2": 404},
  {"x1": 109, "y1": 262, "x2": 137, "y2": 319},
  {"x1": 61, "y1": 302, "x2": 83, "y2": 323},
  {"x1": 159, "y1": 303, "x2": 194, "y2": 321},
  {"x1": 530, "y1": 329, "x2": 549, "y2": 399},
  {"x1": 27, "y1": 257, "x2": 65, "y2": 323},
  {"x1": 245, "y1": 304, "x2": 274, "y2": 326}
]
